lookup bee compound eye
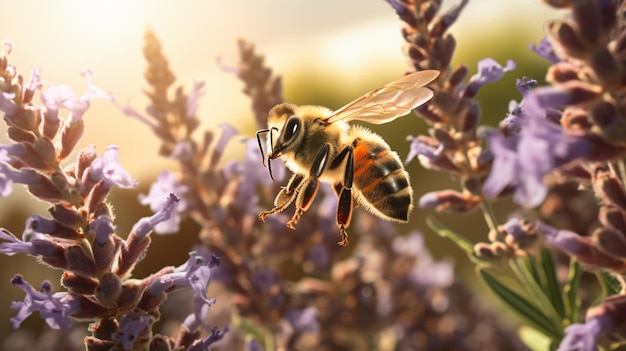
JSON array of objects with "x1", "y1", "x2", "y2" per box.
[{"x1": 283, "y1": 116, "x2": 300, "y2": 142}]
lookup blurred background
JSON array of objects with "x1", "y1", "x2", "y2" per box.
[{"x1": 0, "y1": 0, "x2": 563, "y2": 348}]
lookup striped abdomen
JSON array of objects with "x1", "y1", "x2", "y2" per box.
[{"x1": 352, "y1": 138, "x2": 413, "y2": 222}]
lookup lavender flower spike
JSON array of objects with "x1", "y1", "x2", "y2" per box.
[
  {"x1": 10, "y1": 275, "x2": 80, "y2": 329},
  {"x1": 132, "y1": 193, "x2": 180, "y2": 238}
]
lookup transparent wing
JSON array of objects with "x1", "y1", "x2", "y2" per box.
[{"x1": 324, "y1": 70, "x2": 439, "y2": 125}]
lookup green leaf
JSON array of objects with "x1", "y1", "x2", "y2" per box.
[
  {"x1": 478, "y1": 268, "x2": 563, "y2": 339},
  {"x1": 509, "y1": 258, "x2": 564, "y2": 330},
  {"x1": 537, "y1": 247, "x2": 565, "y2": 319},
  {"x1": 521, "y1": 254, "x2": 542, "y2": 289},
  {"x1": 518, "y1": 326, "x2": 554, "y2": 351},
  {"x1": 595, "y1": 270, "x2": 621, "y2": 300},
  {"x1": 563, "y1": 259, "x2": 581, "y2": 324}
]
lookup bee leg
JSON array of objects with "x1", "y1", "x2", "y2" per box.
[
  {"x1": 331, "y1": 145, "x2": 355, "y2": 246},
  {"x1": 332, "y1": 182, "x2": 342, "y2": 198},
  {"x1": 259, "y1": 173, "x2": 305, "y2": 221},
  {"x1": 286, "y1": 144, "x2": 330, "y2": 229}
]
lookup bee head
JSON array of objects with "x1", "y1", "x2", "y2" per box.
[
  {"x1": 266, "y1": 103, "x2": 303, "y2": 158},
  {"x1": 255, "y1": 103, "x2": 304, "y2": 181}
]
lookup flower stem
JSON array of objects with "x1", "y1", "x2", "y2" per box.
[{"x1": 479, "y1": 201, "x2": 499, "y2": 234}]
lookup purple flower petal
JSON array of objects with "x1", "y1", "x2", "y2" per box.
[
  {"x1": 138, "y1": 171, "x2": 187, "y2": 234},
  {"x1": 558, "y1": 315, "x2": 611, "y2": 351},
  {"x1": 113, "y1": 314, "x2": 152, "y2": 350},
  {"x1": 285, "y1": 307, "x2": 319, "y2": 333},
  {"x1": 187, "y1": 80, "x2": 205, "y2": 118},
  {"x1": 530, "y1": 37, "x2": 560, "y2": 64},
  {"x1": 88, "y1": 145, "x2": 137, "y2": 189},
  {"x1": 0, "y1": 91, "x2": 17, "y2": 115},
  {"x1": 9, "y1": 275, "x2": 79, "y2": 330},
  {"x1": 132, "y1": 193, "x2": 180, "y2": 238}
]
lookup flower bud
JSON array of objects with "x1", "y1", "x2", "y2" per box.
[
  {"x1": 59, "y1": 119, "x2": 85, "y2": 160},
  {"x1": 599, "y1": 206, "x2": 626, "y2": 234},
  {"x1": 572, "y1": 0, "x2": 602, "y2": 46},
  {"x1": 590, "y1": 99, "x2": 617, "y2": 128},
  {"x1": 593, "y1": 171, "x2": 626, "y2": 210},
  {"x1": 117, "y1": 282, "x2": 144, "y2": 312},
  {"x1": 49, "y1": 204, "x2": 87, "y2": 230},
  {"x1": 461, "y1": 101, "x2": 481, "y2": 133},
  {"x1": 61, "y1": 271, "x2": 99, "y2": 295},
  {"x1": 545, "y1": 20, "x2": 587, "y2": 59},
  {"x1": 593, "y1": 227, "x2": 626, "y2": 260},
  {"x1": 65, "y1": 245, "x2": 97, "y2": 277},
  {"x1": 561, "y1": 107, "x2": 591, "y2": 130},
  {"x1": 7, "y1": 126, "x2": 36, "y2": 143},
  {"x1": 87, "y1": 180, "x2": 112, "y2": 215},
  {"x1": 419, "y1": 190, "x2": 480, "y2": 213},
  {"x1": 431, "y1": 35, "x2": 456, "y2": 68},
  {"x1": 74, "y1": 146, "x2": 97, "y2": 181},
  {"x1": 27, "y1": 172, "x2": 64, "y2": 202},
  {"x1": 94, "y1": 272, "x2": 122, "y2": 307},
  {"x1": 42, "y1": 110, "x2": 61, "y2": 140},
  {"x1": 5, "y1": 105, "x2": 41, "y2": 132},
  {"x1": 446, "y1": 65, "x2": 469, "y2": 90},
  {"x1": 590, "y1": 47, "x2": 620, "y2": 86},
  {"x1": 474, "y1": 242, "x2": 510, "y2": 261},
  {"x1": 547, "y1": 62, "x2": 580, "y2": 84}
]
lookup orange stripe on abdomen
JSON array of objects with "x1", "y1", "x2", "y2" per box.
[{"x1": 352, "y1": 140, "x2": 411, "y2": 221}]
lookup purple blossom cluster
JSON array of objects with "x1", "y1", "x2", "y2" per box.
[
  {"x1": 389, "y1": 0, "x2": 626, "y2": 349},
  {"x1": 0, "y1": 41, "x2": 225, "y2": 350},
  {"x1": 4, "y1": 0, "x2": 626, "y2": 350}
]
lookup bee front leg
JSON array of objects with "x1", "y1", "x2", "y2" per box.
[
  {"x1": 286, "y1": 144, "x2": 330, "y2": 230},
  {"x1": 259, "y1": 174, "x2": 305, "y2": 222}
]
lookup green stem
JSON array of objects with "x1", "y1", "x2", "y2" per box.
[{"x1": 479, "y1": 201, "x2": 499, "y2": 234}]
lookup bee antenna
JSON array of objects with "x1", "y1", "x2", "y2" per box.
[
  {"x1": 268, "y1": 157, "x2": 275, "y2": 182},
  {"x1": 267, "y1": 127, "x2": 279, "y2": 182},
  {"x1": 256, "y1": 129, "x2": 269, "y2": 167}
]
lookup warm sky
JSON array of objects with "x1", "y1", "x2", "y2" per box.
[{"x1": 0, "y1": 0, "x2": 560, "y2": 176}]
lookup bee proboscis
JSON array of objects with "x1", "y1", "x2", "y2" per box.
[{"x1": 256, "y1": 70, "x2": 439, "y2": 246}]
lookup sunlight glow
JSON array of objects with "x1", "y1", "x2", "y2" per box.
[{"x1": 69, "y1": 0, "x2": 142, "y2": 36}]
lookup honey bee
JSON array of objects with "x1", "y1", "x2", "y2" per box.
[{"x1": 256, "y1": 70, "x2": 439, "y2": 246}]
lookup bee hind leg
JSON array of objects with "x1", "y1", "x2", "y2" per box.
[{"x1": 330, "y1": 144, "x2": 355, "y2": 246}]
